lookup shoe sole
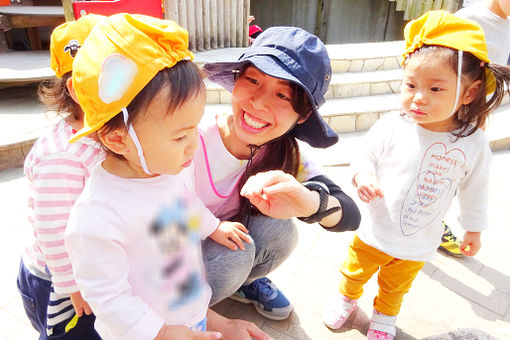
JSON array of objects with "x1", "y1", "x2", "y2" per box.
[
  {"x1": 438, "y1": 246, "x2": 464, "y2": 258},
  {"x1": 229, "y1": 294, "x2": 293, "y2": 321},
  {"x1": 322, "y1": 304, "x2": 356, "y2": 330},
  {"x1": 323, "y1": 320, "x2": 346, "y2": 330}
]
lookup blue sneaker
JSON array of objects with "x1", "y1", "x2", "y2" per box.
[{"x1": 229, "y1": 277, "x2": 293, "y2": 320}]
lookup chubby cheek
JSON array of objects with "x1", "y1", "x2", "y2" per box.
[
  {"x1": 155, "y1": 144, "x2": 182, "y2": 167},
  {"x1": 400, "y1": 91, "x2": 411, "y2": 109}
]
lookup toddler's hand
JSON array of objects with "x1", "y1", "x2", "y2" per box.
[
  {"x1": 69, "y1": 291, "x2": 93, "y2": 317},
  {"x1": 460, "y1": 231, "x2": 481, "y2": 256},
  {"x1": 209, "y1": 221, "x2": 251, "y2": 251},
  {"x1": 155, "y1": 325, "x2": 221, "y2": 340},
  {"x1": 354, "y1": 171, "x2": 384, "y2": 203}
]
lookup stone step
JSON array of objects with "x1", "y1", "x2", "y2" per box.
[
  {"x1": 171, "y1": 94, "x2": 510, "y2": 141},
  {"x1": 1, "y1": 85, "x2": 506, "y2": 147},
  {"x1": 1, "y1": 97, "x2": 509, "y2": 170},
  {"x1": 321, "y1": 94, "x2": 400, "y2": 133},
  {"x1": 146, "y1": 92, "x2": 510, "y2": 137},
  {"x1": 2, "y1": 38, "x2": 508, "y2": 170},
  {"x1": 327, "y1": 68, "x2": 403, "y2": 99},
  {"x1": 0, "y1": 51, "x2": 53, "y2": 87},
  {"x1": 193, "y1": 40, "x2": 405, "y2": 73},
  {"x1": 311, "y1": 103, "x2": 510, "y2": 168},
  {"x1": 0, "y1": 51, "x2": 404, "y2": 103},
  {"x1": 326, "y1": 41, "x2": 404, "y2": 73},
  {"x1": 0, "y1": 41, "x2": 405, "y2": 87}
]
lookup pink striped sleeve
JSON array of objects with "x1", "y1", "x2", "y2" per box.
[
  {"x1": 32, "y1": 152, "x2": 88, "y2": 294},
  {"x1": 84, "y1": 148, "x2": 102, "y2": 168}
]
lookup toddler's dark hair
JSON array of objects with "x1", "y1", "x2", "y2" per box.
[
  {"x1": 38, "y1": 73, "x2": 81, "y2": 120},
  {"x1": 406, "y1": 45, "x2": 510, "y2": 138},
  {"x1": 98, "y1": 60, "x2": 205, "y2": 159}
]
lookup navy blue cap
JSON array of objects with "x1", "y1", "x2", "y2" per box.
[{"x1": 202, "y1": 26, "x2": 338, "y2": 148}]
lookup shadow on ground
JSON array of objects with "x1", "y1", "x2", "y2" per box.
[{"x1": 422, "y1": 254, "x2": 510, "y2": 323}]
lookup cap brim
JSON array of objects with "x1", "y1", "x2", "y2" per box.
[
  {"x1": 292, "y1": 110, "x2": 338, "y2": 148},
  {"x1": 203, "y1": 56, "x2": 307, "y2": 101},
  {"x1": 202, "y1": 61, "x2": 244, "y2": 92},
  {"x1": 68, "y1": 124, "x2": 102, "y2": 144}
]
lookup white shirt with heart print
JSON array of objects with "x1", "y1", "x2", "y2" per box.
[{"x1": 351, "y1": 111, "x2": 491, "y2": 261}]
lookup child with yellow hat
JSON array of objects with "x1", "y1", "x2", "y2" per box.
[
  {"x1": 436, "y1": 0, "x2": 510, "y2": 258},
  {"x1": 63, "y1": 13, "x2": 272, "y2": 340},
  {"x1": 18, "y1": 14, "x2": 105, "y2": 340},
  {"x1": 321, "y1": 10, "x2": 510, "y2": 339}
]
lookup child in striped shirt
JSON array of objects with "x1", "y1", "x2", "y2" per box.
[{"x1": 17, "y1": 15, "x2": 105, "y2": 339}]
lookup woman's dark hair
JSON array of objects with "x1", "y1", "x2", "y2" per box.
[
  {"x1": 232, "y1": 64, "x2": 315, "y2": 221},
  {"x1": 97, "y1": 60, "x2": 205, "y2": 159},
  {"x1": 38, "y1": 72, "x2": 82, "y2": 120},
  {"x1": 406, "y1": 45, "x2": 510, "y2": 139}
]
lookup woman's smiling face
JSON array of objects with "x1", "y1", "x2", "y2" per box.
[{"x1": 230, "y1": 65, "x2": 303, "y2": 146}]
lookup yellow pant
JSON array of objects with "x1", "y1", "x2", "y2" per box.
[{"x1": 339, "y1": 235, "x2": 425, "y2": 316}]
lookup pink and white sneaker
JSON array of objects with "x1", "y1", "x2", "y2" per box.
[
  {"x1": 321, "y1": 294, "x2": 357, "y2": 329},
  {"x1": 367, "y1": 309, "x2": 396, "y2": 340},
  {"x1": 367, "y1": 329, "x2": 394, "y2": 340}
]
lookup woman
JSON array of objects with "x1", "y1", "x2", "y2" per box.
[{"x1": 196, "y1": 26, "x2": 361, "y2": 320}]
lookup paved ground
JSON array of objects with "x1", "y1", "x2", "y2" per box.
[{"x1": 1, "y1": 149, "x2": 510, "y2": 339}]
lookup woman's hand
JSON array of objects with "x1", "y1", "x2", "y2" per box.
[
  {"x1": 209, "y1": 221, "x2": 251, "y2": 251},
  {"x1": 207, "y1": 309, "x2": 273, "y2": 340},
  {"x1": 213, "y1": 319, "x2": 271, "y2": 340},
  {"x1": 353, "y1": 171, "x2": 384, "y2": 203},
  {"x1": 240, "y1": 170, "x2": 319, "y2": 219},
  {"x1": 69, "y1": 291, "x2": 93, "y2": 317},
  {"x1": 460, "y1": 231, "x2": 481, "y2": 256},
  {"x1": 155, "y1": 325, "x2": 221, "y2": 340}
]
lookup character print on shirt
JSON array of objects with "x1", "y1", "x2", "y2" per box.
[
  {"x1": 190, "y1": 318, "x2": 207, "y2": 332},
  {"x1": 150, "y1": 198, "x2": 204, "y2": 310},
  {"x1": 400, "y1": 143, "x2": 466, "y2": 236},
  {"x1": 63, "y1": 39, "x2": 81, "y2": 58}
]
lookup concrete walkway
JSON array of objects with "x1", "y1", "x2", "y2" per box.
[
  {"x1": 1, "y1": 150, "x2": 510, "y2": 339},
  {"x1": 1, "y1": 40, "x2": 509, "y2": 339}
]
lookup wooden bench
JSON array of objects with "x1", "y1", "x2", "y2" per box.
[{"x1": 0, "y1": 5, "x2": 65, "y2": 50}]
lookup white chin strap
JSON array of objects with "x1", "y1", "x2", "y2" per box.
[
  {"x1": 448, "y1": 50, "x2": 463, "y2": 119},
  {"x1": 122, "y1": 108, "x2": 152, "y2": 175}
]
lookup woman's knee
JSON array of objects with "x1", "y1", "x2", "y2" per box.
[
  {"x1": 249, "y1": 216, "x2": 298, "y2": 255},
  {"x1": 202, "y1": 237, "x2": 256, "y2": 305}
]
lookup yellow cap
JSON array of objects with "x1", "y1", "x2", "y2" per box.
[
  {"x1": 70, "y1": 13, "x2": 194, "y2": 143},
  {"x1": 403, "y1": 10, "x2": 495, "y2": 94},
  {"x1": 50, "y1": 14, "x2": 105, "y2": 78}
]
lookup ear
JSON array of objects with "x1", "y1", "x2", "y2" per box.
[
  {"x1": 98, "y1": 128, "x2": 130, "y2": 156},
  {"x1": 297, "y1": 111, "x2": 313, "y2": 124},
  {"x1": 65, "y1": 77, "x2": 81, "y2": 104},
  {"x1": 461, "y1": 79, "x2": 482, "y2": 105}
]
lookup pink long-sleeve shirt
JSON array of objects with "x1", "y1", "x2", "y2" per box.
[{"x1": 23, "y1": 119, "x2": 104, "y2": 294}]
